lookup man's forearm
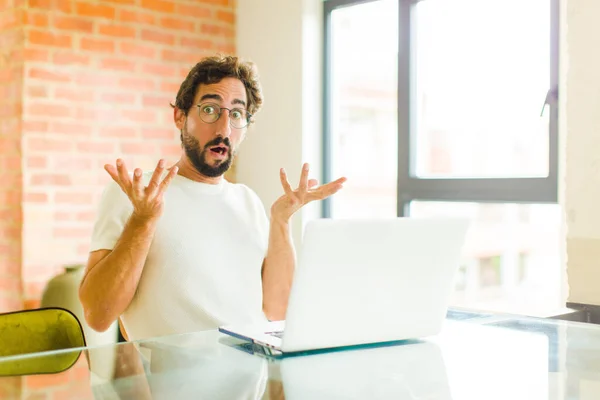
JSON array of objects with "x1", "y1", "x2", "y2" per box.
[
  {"x1": 79, "y1": 215, "x2": 158, "y2": 332},
  {"x1": 262, "y1": 218, "x2": 295, "y2": 321}
]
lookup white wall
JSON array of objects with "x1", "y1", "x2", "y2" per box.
[
  {"x1": 236, "y1": 0, "x2": 323, "y2": 250},
  {"x1": 563, "y1": 0, "x2": 600, "y2": 305},
  {"x1": 236, "y1": 0, "x2": 600, "y2": 306}
]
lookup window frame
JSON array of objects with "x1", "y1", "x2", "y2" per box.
[{"x1": 322, "y1": 0, "x2": 560, "y2": 217}]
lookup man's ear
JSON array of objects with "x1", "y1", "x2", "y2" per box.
[{"x1": 174, "y1": 107, "x2": 186, "y2": 130}]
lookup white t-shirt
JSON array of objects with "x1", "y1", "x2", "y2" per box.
[{"x1": 89, "y1": 171, "x2": 270, "y2": 341}]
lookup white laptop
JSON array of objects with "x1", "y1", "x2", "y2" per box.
[{"x1": 219, "y1": 217, "x2": 469, "y2": 356}]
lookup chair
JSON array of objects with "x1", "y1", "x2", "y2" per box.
[{"x1": 0, "y1": 307, "x2": 86, "y2": 376}]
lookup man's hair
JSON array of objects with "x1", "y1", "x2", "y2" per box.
[{"x1": 172, "y1": 55, "x2": 263, "y2": 120}]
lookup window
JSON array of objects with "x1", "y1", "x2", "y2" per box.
[{"x1": 323, "y1": 0, "x2": 561, "y2": 315}]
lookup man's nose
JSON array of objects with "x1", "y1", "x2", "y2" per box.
[{"x1": 215, "y1": 110, "x2": 232, "y2": 137}]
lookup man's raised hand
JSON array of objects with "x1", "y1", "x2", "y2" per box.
[{"x1": 104, "y1": 159, "x2": 178, "y2": 222}]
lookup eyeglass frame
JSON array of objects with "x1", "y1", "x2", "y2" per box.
[{"x1": 195, "y1": 102, "x2": 253, "y2": 129}]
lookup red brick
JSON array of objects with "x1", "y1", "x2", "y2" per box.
[
  {"x1": 197, "y1": 0, "x2": 228, "y2": 4},
  {"x1": 77, "y1": 141, "x2": 115, "y2": 153},
  {"x1": 2, "y1": 156, "x2": 21, "y2": 171},
  {"x1": 200, "y1": 24, "x2": 234, "y2": 38},
  {"x1": 142, "y1": 128, "x2": 174, "y2": 140},
  {"x1": 161, "y1": 49, "x2": 199, "y2": 64},
  {"x1": 119, "y1": 42, "x2": 156, "y2": 59},
  {"x1": 23, "y1": 120, "x2": 49, "y2": 133},
  {"x1": 180, "y1": 37, "x2": 213, "y2": 50},
  {"x1": 100, "y1": 57, "x2": 136, "y2": 71},
  {"x1": 23, "y1": 48, "x2": 49, "y2": 62},
  {"x1": 53, "y1": 52, "x2": 91, "y2": 65},
  {"x1": 26, "y1": 103, "x2": 72, "y2": 118},
  {"x1": 50, "y1": 121, "x2": 94, "y2": 136},
  {"x1": 100, "y1": 126, "x2": 137, "y2": 138},
  {"x1": 54, "y1": 16, "x2": 94, "y2": 33},
  {"x1": 80, "y1": 37, "x2": 115, "y2": 53},
  {"x1": 104, "y1": 0, "x2": 136, "y2": 4},
  {"x1": 119, "y1": 77, "x2": 155, "y2": 91},
  {"x1": 26, "y1": 86, "x2": 48, "y2": 98},
  {"x1": 23, "y1": 299, "x2": 40, "y2": 310},
  {"x1": 27, "y1": 156, "x2": 47, "y2": 168},
  {"x1": 54, "y1": 156, "x2": 93, "y2": 170},
  {"x1": 99, "y1": 23, "x2": 136, "y2": 38},
  {"x1": 161, "y1": 81, "x2": 181, "y2": 93},
  {"x1": 54, "y1": 87, "x2": 95, "y2": 102},
  {"x1": 24, "y1": 192, "x2": 47, "y2": 203},
  {"x1": 56, "y1": 0, "x2": 73, "y2": 13},
  {"x1": 216, "y1": 10, "x2": 235, "y2": 24},
  {"x1": 120, "y1": 142, "x2": 157, "y2": 155},
  {"x1": 141, "y1": 0, "x2": 175, "y2": 13},
  {"x1": 0, "y1": 9, "x2": 21, "y2": 30},
  {"x1": 118, "y1": 9, "x2": 156, "y2": 25},
  {"x1": 161, "y1": 144, "x2": 182, "y2": 157},
  {"x1": 27, "y1": 0, "x2": 53, "y2": 10},
  {"x1": 30, "y1": 174, "x2": 71, "y2": 186},
  {"x1": 141, "y1": 29, "x2": 175, "y2": 45},
  {"x1": 75, "y1": 2, "x2": 115, "y2": 19},
  {"x1": 55, "y1": 192, "x2": 93, "y2": 204},
  {"x1": 75, "y1": 107, "x2": 115, "y2": 121},
  {"x1": 100, "y1": 92, "x2": 136, "y2": 104},
  {"x1": 215, "y1": 42, "x2": 235, "y2": 55},
  {"x1": 175, "y1": 3, "x2": 214, "y2": 15},
  {"x1": 28, "y1": 68, "x2": 70, "y2": 83},
  {"x1": 142, "y1": 63, "x2": 175, "y2": 77},
  {"x1": 0, "y1": 191, "x2": 20, "y2": 206},
  {"x1": 0, "y1": 277, "x2": 21, "y2": 293},
  {"x1": 121, "y1": 109, "x2": 157, "y2": 124},
  {"x1": 25, "y1": 11, "x2": 49, "y2": 27},
  {"x1": 160, "y1": 17, "x2": 194, "y2": 32},
  {"x1": 74, "y1": 73, "x2": 116, "y2": 88},
  {"x1": 75, "y1": 211, "x2": 96, "y2": 221},
  {"x1": 143, "y1": 95, "x2": 173, "y2": 108},
  {"x1": 27, "y1": 137, "x2": 73, "y2": 152},
  {"x1": 28, "y1": 29, "x2": 72, "y2": 47}
]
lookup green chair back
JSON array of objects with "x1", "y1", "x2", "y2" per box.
[{"x1": 0, "y1": 307, "x2": 86, "y2": 376}]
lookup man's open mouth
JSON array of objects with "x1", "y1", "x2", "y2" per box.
[{"x1": 209, "y1": 146, "x2": 228, "y2": 155}]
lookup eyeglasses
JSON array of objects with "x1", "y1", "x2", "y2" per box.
[{"x1": 196, "y1": 102, "x2": 252, "y2": 129}]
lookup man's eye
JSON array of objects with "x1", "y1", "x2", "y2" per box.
[
  {"x1": 231, "y1": 110, "x2": 243, "y2": 119},
  {"x1": 203, "y1": 106, "x2": 216, "y2": 114}
]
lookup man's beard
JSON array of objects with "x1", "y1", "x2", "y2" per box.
[{"x1": 181, "y1": 129, "x2": 234, "y2": 178}]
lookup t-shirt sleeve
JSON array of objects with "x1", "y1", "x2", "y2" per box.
[{"x1": 89, "y1": 180, "x2": 134, "y2": 252}]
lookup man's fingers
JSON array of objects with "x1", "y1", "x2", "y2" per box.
[
  {"x1": 105, "y1": 164, "x2": 120, "y2": 183},
  {"x1": 298, "y1": 163, "x2": 309, "y2": 192},
  {"x1": 132, "y1": 168, "x2": 144, "y2": 197},
  {"x1": 148, "y1": 159, "x2": 166, "y2": 194},
  {"x1": 116, "y1": 159, "x2": 132, "y2": 192},
  {"x1": 308, "y1": 178, "x2": 318, "y2": 189},
  {"x1": 280, "y1": 168, "x2": 293, "y2": 195},
  {"x1": 307, "y1": 177, "x2": 346, "y2": 201},
  {"x1": 157, "y1": 165, "x2": 178, "y2": 195}
]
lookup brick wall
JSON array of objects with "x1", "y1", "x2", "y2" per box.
[
  {"x1": 0, "y1": 0, "x2": 25, "y2": 313},
  {"x1": 14, "y1": 0, "x2": 236, "y2": 310},
  {"x1": 0, "y1": 0, "x2": 236, "y2": 396}
]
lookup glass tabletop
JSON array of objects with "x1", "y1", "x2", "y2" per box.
[{"x1": 1, "y1": 310, "x2": 599, "y2": 399}]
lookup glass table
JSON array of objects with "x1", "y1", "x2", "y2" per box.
[{"x1": 0, "y1": 308, "x2": 598, "y2": 399}]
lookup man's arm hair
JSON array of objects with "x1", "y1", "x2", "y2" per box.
[{"x1": 79, "y1": 214, "x2": 158, "y2": 332}]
